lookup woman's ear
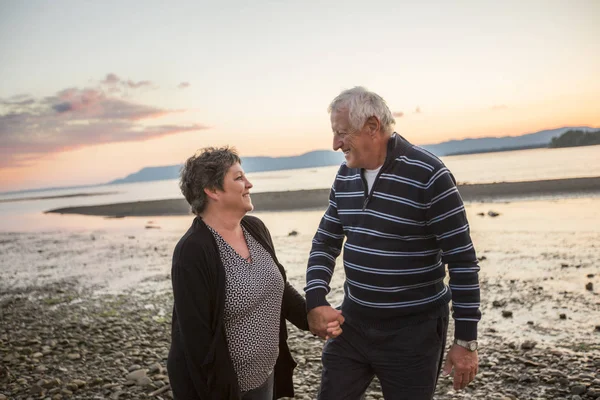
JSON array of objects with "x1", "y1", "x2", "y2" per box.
[{"x1": 204, "y1": 187, "x2": 220, "y2": 201}]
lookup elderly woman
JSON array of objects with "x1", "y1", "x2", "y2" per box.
[{"x1": 167, "y1": 147, "x2": 343, "y2": 400}]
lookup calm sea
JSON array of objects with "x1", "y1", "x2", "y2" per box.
[{"x1": 1, "y1": 145, "x2": 599, "y2": 232}]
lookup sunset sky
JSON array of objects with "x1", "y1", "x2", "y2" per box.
[{"x1": 1, "y1": 0, "x2": 599, "y2": 192}]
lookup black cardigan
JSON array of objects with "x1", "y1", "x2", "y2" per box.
[{"x1": 167, "y1": 215, "x2": 309, "y2": 400}]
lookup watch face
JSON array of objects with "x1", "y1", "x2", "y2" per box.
[{"x1": 469, "y1": 342, "x2": 477, "y2": 351}]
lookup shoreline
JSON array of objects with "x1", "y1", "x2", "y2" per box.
[
  {"x1": 44, "y1": 176, "x2": 600, "y2": 217},
  {"x1": 0, "y1": 191, "x2": 120, "y2": 204}
]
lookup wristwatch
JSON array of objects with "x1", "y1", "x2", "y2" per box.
[{"x1": 454, "y1": 338, "x2": 478, "y2": 351}]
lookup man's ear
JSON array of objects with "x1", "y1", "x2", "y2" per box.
[
  {"x1": 365, "y1": 116, "x2": 381, "y2": 137},
  {"x1": 204, "y1": 187, "x2": 219, "y2": 201}
]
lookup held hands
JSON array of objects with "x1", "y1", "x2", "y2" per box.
[
  {"x1": 307, "y1": 306, "x2": 345, "y2": 339},
  {"x1": 442, "y1": 344, "x2": 478, "y2": 390}
]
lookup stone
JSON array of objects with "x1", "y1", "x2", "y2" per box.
[
  {"x1": 126, "y1": 368, "x2": 147, "y2": 382},
  {"x1": 559, "y1": 313, "x2": 567, "y2": 319},
  {"x1": 586, "y1": 282, "x2": 594, "y2": 291},
  {"x1": 127, "y1": 364, "x2": 142, "y2": 372},
  {"x1": 137, "y1": 376, "x2": 153, "y2": 387},
  {"x1": 521, "y1": 340, "x2": 537, "y2": 350},
  {"x1": 30, "y1": 384, "x2": 44, "y2": 394},
  {"x1": 502, "y1": 310, "x2": 513, "y2": 318},
  {"x1": 148, "y1": 362, "x2": 163, "y2": 374},
  {"x1": 71, "y1": 379, "x2": 86, "y2": 388},
  {"x1": 571, "y1": 385, "x2": 587, "y2": 395},
  {"x1": 493, "y1": 300, "x2": 507, "y2": 308},
  {"x1": 67, "y1": 353, "x2": 81, "y2": 360}
]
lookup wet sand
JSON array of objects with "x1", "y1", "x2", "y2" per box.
[
  {"x1": 45, "y1": 176, "x2": 600, "y2": 217},
  {"x1": 0, "y1": 191, "x2": 120, "y2": 204}
]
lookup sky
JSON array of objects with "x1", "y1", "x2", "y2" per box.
[{"x1": 1, "y1": 0, "x2": 599, "y2": 192}]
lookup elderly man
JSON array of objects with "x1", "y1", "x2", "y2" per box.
[{"x1": 305, "y1": 87, "x2": 481, "y2": 399}]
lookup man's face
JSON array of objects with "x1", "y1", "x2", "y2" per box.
[{"x1": 330, "y1": 109, "x2": 374, "y2": 169}]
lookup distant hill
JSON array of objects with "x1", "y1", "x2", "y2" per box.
[
  {"x1": 109, "y1": 150, "x2": 345, "y2": 184},
  {"x1": 107, "y1": 126, "x2": 596, "y2": 185},
  {"x1": 549, "y1": 129, "x2": 600, "y2": 148},
  {"x1": 423, "y1": 126, "x2": 595, "y2": 156}
]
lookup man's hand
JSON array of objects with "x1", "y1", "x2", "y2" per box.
[
  {"x1": 308, "y1": 306, "x2": 345, "y2": 339},
  {"x1": 442, "y1": 344, "x2": 478, "y2": 390}
]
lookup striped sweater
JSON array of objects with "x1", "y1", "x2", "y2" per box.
[{"x1": 305, "y1": 133, "x2": 481, "y2": 340}]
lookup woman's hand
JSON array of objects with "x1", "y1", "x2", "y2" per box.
[{"x1": 325, "y1": 316, "x2": 344, "y2": 339}]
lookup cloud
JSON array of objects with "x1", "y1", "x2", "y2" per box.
[
  {"x1": 0, "y1": 81, "x2": 208, "y2": 168},
  {"x1": 415, "y1": 106, "x2": 421, "y2": 114},
  {"x1": 100, "y1": 73, "x2": 153, "y2": 90},
  {"x1": 490, "y1": 104, "x2": 508, "y2": 110},
  {"x1": 101, "y1": 73, "x2": 120, "y2": 85},
  {"x1": 126, "y1": 80, "x2": 152, "y2": 89},
  {"x1": 392, "y1": 111, "x2": 404, "y2": 118},
  {"x1": 178, "y1": 82, "x2": 191, "y2": 89},
  {"x1": 1, "y1": 94, "x2": 36, "y2": 107}
]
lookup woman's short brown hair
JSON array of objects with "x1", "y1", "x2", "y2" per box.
[{"x1": 179, "y1": 146, "x2": 241, "y2": 215}]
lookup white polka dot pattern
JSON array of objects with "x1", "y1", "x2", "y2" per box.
[{"x1": 208, "y1": 225, "x2": 284, "y2": 391}]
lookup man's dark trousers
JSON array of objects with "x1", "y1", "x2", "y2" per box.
[{"x1": 318, "y1": 311, "x2": 449, "y2": 400}]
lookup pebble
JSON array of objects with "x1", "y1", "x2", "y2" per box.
[
  {"x1": 571, "y1": 385, "x2": 587, "y2": 395},
  {"x1": 521, "y1": 340, "x2": 537, "y2": 350}
]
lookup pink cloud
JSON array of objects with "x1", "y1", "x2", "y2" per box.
[
  {"x1": 0, "y1": 79, "x2": 209, "y2": 169},
  {"x1": 126, "y1": 80, "x2": 152, "y2": 89},
  {"x1": 178, "y1": 82, "x2": 191, "y2": 89},
  {"x1": 392, "y1": 111, "x2": 404, "y2": 118}
]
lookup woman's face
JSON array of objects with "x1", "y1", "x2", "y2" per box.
[{"x1": 217, "y1": 162, "x2": 253, "y2": 213}]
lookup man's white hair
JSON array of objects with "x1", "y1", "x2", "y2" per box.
[{"x1": 328, "y1": 86, "x2": 395, "y2": 135}]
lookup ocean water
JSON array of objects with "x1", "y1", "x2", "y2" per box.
[{"x1": 1, "y1": 145, "x2": 599, "y2": 232}]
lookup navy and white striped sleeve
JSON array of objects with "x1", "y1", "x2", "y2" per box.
[
  {"x1": 304, "y1": 182, "x2": 345, "y2": 311},
  {"x1": 425, "y1": 166, "x2": 481, "y2": 341}
]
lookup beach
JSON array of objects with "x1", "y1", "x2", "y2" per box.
[
  {"x1": 1, "y1": 193, "x2": 600, "y2": 399},
  {"x1": 44, "y1": 176, "x2": 600, "y2": 217}
]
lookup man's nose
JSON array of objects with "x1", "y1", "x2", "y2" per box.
[{"x1": 333, "y1": 135, "x2": 343, "y2": 151}]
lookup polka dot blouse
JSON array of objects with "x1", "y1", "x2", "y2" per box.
[{"x1": 207, "y1": 225, "x2": 285, "y2": 391}]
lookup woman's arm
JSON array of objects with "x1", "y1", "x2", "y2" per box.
[
  {"x1": 171, "y1": 239, "x2": 214, "y2": 397},
  {"x1": 282, "y1": 281, "x2": 310, "y2": 331}
]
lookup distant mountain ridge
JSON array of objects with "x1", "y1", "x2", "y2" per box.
[
  {"x1": 109, "y1": 150, "x2": 346, "y2": 184},
  {"x1": 106, "y1": 126, "x2": 595, "y2": 185},
  {"x1": 422, "y1": 126, "x2": 594, "y2": 156}
]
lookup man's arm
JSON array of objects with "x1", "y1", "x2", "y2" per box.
[
  {"x1": 304, "y1": 183, "x2": 345, "y2": 337},
  {"x1": 424, "y1": 166, "x2": 481, "y2": 390}
]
